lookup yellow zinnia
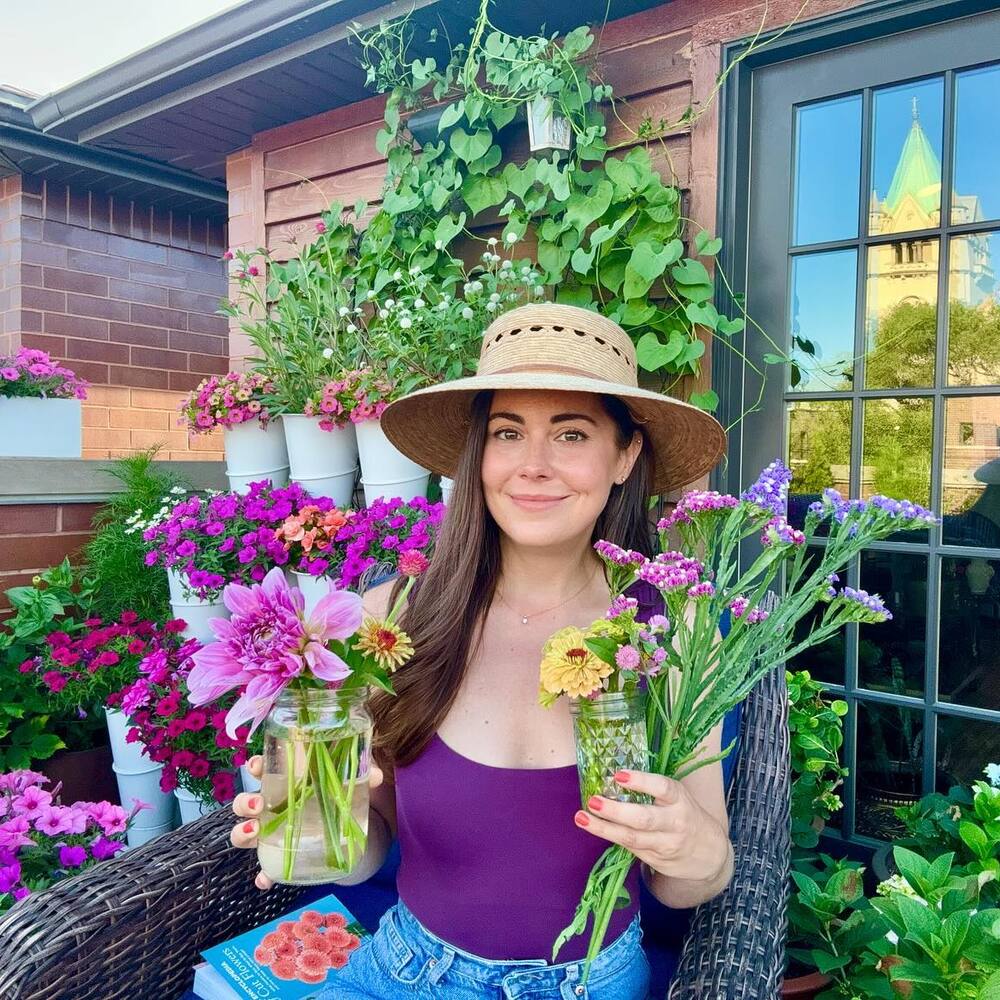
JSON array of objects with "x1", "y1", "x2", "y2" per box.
[
  {"x1": 354, "y1": 618, "x2": 414, "y2": 672},
  {"x1": 539, "y1": 626, "x2": 612, "y2": 701}
]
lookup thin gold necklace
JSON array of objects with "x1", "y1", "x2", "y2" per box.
[{"x1": 496, "y1": 565, "x2": 600, "y2": 625}]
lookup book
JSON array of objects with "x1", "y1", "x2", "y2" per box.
[{"x1": 193, "y1": 893, "x2": 368, "y2": 1000}]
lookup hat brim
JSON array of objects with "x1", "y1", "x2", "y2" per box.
[{"x1": 380, "y1": 371, "x2": 727, "y2": 494}]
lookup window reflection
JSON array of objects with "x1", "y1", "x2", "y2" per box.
[
  {"x1": 793, "y1": 95, "x2": 862, "y2": 246},
  {"x1": 937, "y1": 714, "x2": 1000, "y2": 789},
  {"x1": 789, "y1": 250, "x2": 857, "y2": 391},
  {"x1": 939, "y1": 555, "x2": 1000, "y2": 711},
  {"x1": 948, "y1": 232, "x2": 1000, "y2": 386},
  {"x1": 864, "y1": 238, "x2": 939, "y2": 388},
  {"x1": 954, "y1": 64, "x2": 1000, "y2": 224},
  {"x1": 858, "y1": 550, "x2": 925, "y2": 696},
  {"x1": 942, "y1": 396, "x2": 1000, "y2": 547},
  {"x1": 788, "y1": 546, "x2": 846, "y2": 686},
  {"x1": 787, "y1": 400, "x2": 851, "y2": 528},
  {"x1": 862, "y1": 397, "x2": 932, "y2": 510},
  {"x1": 869, "y1": 78, "x2": 944, "y2": 236}
]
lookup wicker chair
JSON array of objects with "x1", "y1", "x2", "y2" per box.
[{"x1": 0, "y1": 667, "x2": 789, "y2": 1000}]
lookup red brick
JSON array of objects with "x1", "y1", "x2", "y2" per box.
[
  {"x1": 43, "y1": 182, "x2": 68, "y2": 224},
  {"x1": 65, "y1": 293, "x2": 129, "y2": 321},
  {"x1": 169, "y1": 370, "x2": 206, "y2": 392},
  {"x1": 20, "y1": 310, "x2": 43, "y2": 333},
  {"x1": 128, "y1": 259, "x2": 187, "y2": 288},
  {"x1": 65, "y1": 338, "x2": 129, "y2": 364},
  {"x1": 0, "y1": 504, "x2": 59, "y2": 535},
  {"x1": 183, "y1": 311, "x2": 227, "y2": 336},
  {"x1": 59, "y1": 503, "x2": 100, "y2": 532},
  {"x1": 22, "y1": 286, "x2": 66, "y2": 312},
  {"x1": 108, "y1": 322, "x2": 169, "y2": 348},
  {"x1": 188, "y1": 352, "x2": 228, "y2": 375},
  {"x1": 66, "y1": 248, "x2": 130, "y2": 278},
  {"x1": 42, "y1": 220, "x2": 108, "y2": 254},
  {"x1": 61, "y1": 359, "x2": 109, "y2": 384},
  {"x1": 130, "y1": 345, "x2": 188, "y2": 370},
  {"x1": 44, "y1": 313, "x2": 109, "y2": 340},
  {"x1": 20, "y1": 241, "x2": 68, "y2": 267},
  {"x1": 107, "y1": 233, "x2": 168, "y2": 265},
  {"x1": 168, "y1": 329, "x2": 224, "y2": 354},
  {"x1": 44, "y1": 267, "x2": 108, "y2": 296},
  {"x1": 130, "y1": 303, "x2": 187, "y2": 330},
  {"x1": 168, "y1": 288, "x2": 222, "y2": 313},
  {"x1": 108, "y1": 279, "x2": 169, "y2": 307},
  {"x1": 109, "y1": 365, "x2": 169, "y2": 389},
  {"x1": 20, "y1": 333, "x2": 67, "y2": 356},
  {"x1": 0, "y1": 532, "x2": 91, "y2": 571}
]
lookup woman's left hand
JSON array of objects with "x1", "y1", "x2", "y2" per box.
[{"x1": 574, "y1": 769, "x2": 731, "y2": 883}]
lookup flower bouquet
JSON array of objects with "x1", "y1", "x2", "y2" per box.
[
  {"x1": 112, "y1": 622, "x2": 249, "y2": 807},
  {"x1": 179, "y1": 372, "x2": 274, "y2": 433},
  {"x1": 541, "y1": 461, "x2": 937, "y2": 977},
  {"x1": 0, "y1": 769, "x2": 146, "y2": 912},
  {"x1": 0, "y1": 347, "x2": 88, "y2": 399},
  {"x1": 187, "y1": 556, "x2": 425, "y2": 884}
]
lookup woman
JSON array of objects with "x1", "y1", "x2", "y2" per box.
[{"x1": 231, "y1": 304, "x2": 732, "y2": 999}]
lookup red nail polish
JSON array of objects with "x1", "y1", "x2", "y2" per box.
[
  {"x1": 247, "y1": 797, "x2": 259, "y2": 810},
  {"x1": 243, "y1": 822, "x2": 254, "y2": 834},
  {"x1": 575, "y1": 811, "x2": 590, "y2": 827},
  {"x1": 614, "y1": 770, "x2": 631, "y2": 784},
  {"x1": 588, "y1": 796, "x2": 603, "y2": 812}
]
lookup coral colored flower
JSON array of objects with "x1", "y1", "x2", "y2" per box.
[
  {"x1": 270, "y1": 957, "x2": 297, "y2": 979},
  {"x1": 328, "y1": 950, "x2": 350, "y2": 969},
  {"x1": 298, "y1": 948, "x2": 330, "y2": 975},
  {"x1": 539, "y1": 627, "x2": 612, "y2": 700},
  {"x1": 353, "y1": 620, "x2": 414, "y2": 672},
  {"x1": 325, "y1": 912, "x2": 348, "y2": 929}
]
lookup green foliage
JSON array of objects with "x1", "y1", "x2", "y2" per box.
[
  {"x1": 79, "y1": 451, "x2": 178, "y2": 623},
  {"x1": 787, "y1": 669, "x2": 848, "y2": 849}
]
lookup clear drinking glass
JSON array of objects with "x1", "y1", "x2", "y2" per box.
[{"x1": 257, "y1": 686, "x2": 372, "y2": 885}]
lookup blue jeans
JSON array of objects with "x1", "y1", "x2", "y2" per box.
[{"x1": 314, "y1": 898, "x2": 651, "y2": 999}]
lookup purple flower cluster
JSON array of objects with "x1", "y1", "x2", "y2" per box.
[
  {"x1": 606, "y1": 595, "x2": 639, "y2": 619},
  {"x1": 657, "y1": 490, "x2": 739, "y2": 531},
  {"x1": 836, "y1": 586, "x2": 893, "y2": 622},
  {"x1": 637, "y1": 552, "x2": 706, "y2": 592},
  {"x1": 593, "y1": 541, "x2": 647, "y2": 567},
  {"x1": 728, "y1": 595, "x2": 768, "y2": 624},
  {"x1": 741, "y1": 459, "x2": 792, "y2": 517},
  {"x1": 808, "y1": 489, "x2": 937, "y2": 530},
  {"x1": 0, "y1": 770, "x2": 143, "y2": 912},
  {"x1": 762, "y1": 516, "x2": 806, "y2": 547},
  {"x1": 0, "y1": 347, "x2": 88, "y2": 400}
]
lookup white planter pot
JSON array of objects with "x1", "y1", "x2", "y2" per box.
[
  {"x1": 291, "y1": 570, "x2": 334, "y2": 616},
  {"x1": 112, "y1": 762, "x2": 176, "y2": 827},
  {"x1": 167, "y1": 570, "x2": 228, "y2": 643},
  {"x1": 126, "y1": 821, "x2": 175, "y2": 849},
  {"x1": 0, "y1": 397, "x2": 82, "y2": 457},
  {"x1": 283, "y1": 415, "x2": 358, "y2": 506},
  {"x1": 440, "y1": 476, "x2": 455, "y2": 506},
  {"x1": 356, "y1": 418, "x2": 429, "y2": 506},
  {"x1": 175, "y1": 786, "x2": 224, "y2": 824},
  {"x1": 527, "y1": 95, "x2": 572, "y2": 153},
  {"x1": 105, "y1": 707, "x2": 152, "y2": 770},
  {"x1": 240, "y1": 763, "x2": 261, "y2": 794},
  {"x1": 223, "y1": 418, "x2": 289, "y2": 494}
]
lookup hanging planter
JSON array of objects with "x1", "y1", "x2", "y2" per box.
[
  {"x1": 526, "y1": 95, "x2": 572, "y2": 153},
  {"x1": 224, "y1": 417, "x2": 289, "y2": 493},
  {"x1": 356, "y1": 418, "x2": 429, "y2": 507},
  {"x1": 113, "y1": 762, "x2": 175, "y2": 829},
  {"x1": 283, "y1": 414, "x2": 358, "y2": 506},
  {"x1": 167, "y1": 568, "x2": 229, "y2": 644}
]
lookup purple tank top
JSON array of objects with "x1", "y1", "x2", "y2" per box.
[{"x1": 393, "y1": 581, "x2": 662, "y2": 962}]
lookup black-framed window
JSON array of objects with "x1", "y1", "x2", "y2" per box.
[{"x1": 716, "y1": 1, "x2": 1000, "y2": 843}]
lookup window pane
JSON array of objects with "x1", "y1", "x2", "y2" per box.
[
  {"x1": 793, "y1": 95, "x2": 862, "y2": 246},
  {"x1": 788, "y1": 546, "x2": 846, "y2": 686},
  {"x1": 858, "y1": 550, "x2": 926, "y2": 696},
  {"x1": 864, "y1": 239, "x2": 939, "y2": 388},
  {"x1": 937, "y1": 715, "x2": 1000, "y2": 790},
  {"x1": 855, "y1": 700, "x2": 924, "y2": 838},
  {"x1": 869, "y1": 77, "x2": 944, "y2": 236},
  {"x1": 790, "y1": 250, "x2": 857, "y2": 391},
  {"x1": 942, "y1": 396, "x2": 1000, "y2": 547},
  {"x1": 861, "y1": 397, "x2": 933, "y2": 518},
  {"x1": 947, "y1": 232, "x2": 1000, "y2": 386},
  {"x1": 787, "y1": 400, "x2": 851, "y2": 528},
  {"x1": 940, "y1": 555, "x2": 1000, "y2": 710},
  {"x1": 954, "y1": 64, "x2": 1000, "y2": 224}
]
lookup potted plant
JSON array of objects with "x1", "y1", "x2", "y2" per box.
[
  {"x1": 180, "y1": 372, "x2": 288, "y2": 493},
  {"x1": 0, "y1": 347, "x2": 88, "y2": 458},
  {"x1": 274, "y1": 501, "x2": 352, "y2": 614}
]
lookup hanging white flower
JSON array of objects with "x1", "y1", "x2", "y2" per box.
[
  {"x1": 461, "y1": 306, "x2": 474, "y2": 319},
  {"x1": 346, "y1": 323, "x2": 357, "y2": 334},
  {"x1": 414, "y1": 298, "x2": 425, "y2": 309},
  {"x1": 487, "y1": 236, "x2": 498, "y2": 247},
  {"x1": 385, "y1": 298, "x2": 395, "y2": 309},
  {"x1": 399, "y1": 316, "x2": 413, "y2": 329},
  {"x1": 501, "y1": 260, "x2": 513, "y2": 270}
]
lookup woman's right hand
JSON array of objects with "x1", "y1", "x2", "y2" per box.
[{"x1": 231, "y1": 755, "x2": 385, "y2": 891}]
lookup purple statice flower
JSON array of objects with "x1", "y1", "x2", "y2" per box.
[
  {"x1": 687, "y1": 581, "x2": 716, "y2": 599},
  {"x1": 745, "y1": 607, "x2": 770, "y2": 624},
  {"x1": 58, "y1": 845, "x2": 88, "y2": 868},
  {"x1": 593, "y1": 540, "x2": 647, "y2": 567},
  {"x1": 761, "y1": 516, "x2": 806, "y2": 547},
  {"x1": 187, "y1": 568, "x2": 362, "y2": 737},
  {"x1": 647, "y1": 647, "x2": 668, "y2": 676},
  {"x1": 657, "y1": 490, "x2": 740, "y2": 531},
  {"x1": 614, "y1": 646, "x2": 641, "y2": 670},
  {"x1": 605, "y1": 596, "x2": 639, "y2": 619},
  {"x1": 868, "y1": 495, "x2": 937, "y2": 525},
  {"x1": 638, "y1": 556, "x2": 703, "y2": 591},
  {"x1": 741, "y1": 460, "x2": 793, "y2": 517},
  {"x1": 647, "y1": 614, "x2": 670, "y2": 631},
  {"x1": 837, "y1": 586, "x2": 893, "y2": 622},
  {"x1": 729, "y1": 596, "x2": 749, "y2": 619}
]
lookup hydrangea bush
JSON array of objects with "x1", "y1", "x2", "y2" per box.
[{"x1": 0, "y1": 348, "x2": 88, "y2": 399}]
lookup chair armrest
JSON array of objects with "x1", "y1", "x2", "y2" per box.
[
  {"x1": 0, "y1": 808, "x2": 302, "y2": 1000},
  {"x1": 668, "y1": 667, "x2": 791, "y2": 1000}
]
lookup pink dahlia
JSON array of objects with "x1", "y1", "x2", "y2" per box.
[{"x1": 187, "y1": 568, "x2": 363, "y2": 737}]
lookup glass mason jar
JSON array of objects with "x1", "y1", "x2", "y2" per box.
[
  {"x1": 569, "y1": 689, "x2": 650, "y2": 808},
  {"x1": 257, "y1": 687, "x2": 372, "y2": 885}
]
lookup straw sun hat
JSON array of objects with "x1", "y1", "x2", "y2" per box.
[{"x1": 380, "y1": 303, "x2": 727, "y2": 493}]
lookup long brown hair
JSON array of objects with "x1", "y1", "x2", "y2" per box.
[{"x1": 370, "y1": 390, "x2": 653, "y2": 768}]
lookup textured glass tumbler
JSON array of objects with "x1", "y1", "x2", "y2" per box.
[
  {"x1": 570, "y1": 689, "x2": 650, "y2": 808},
  {"x1": 257, "y1": 687, "x2": 372, "y2": 885}
]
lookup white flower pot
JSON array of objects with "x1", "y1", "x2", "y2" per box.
[
  {"x1": 527, "y1": 95, "x2": 572, "y2": 153},
  {"x1": 440, "y1": 476, "x2": 455, "y2": 506},
  {"x1": 223, "y1": 418, "x2": 289, "y2": 494},
  {"x1": 126, "y1": 821, "x2": 175, "y2": 849},
  {"x1": 291, "y1": 570, "x2": 334, "y2": 616},
  {"x1": 175, "y1": 786, "x2": 223, "y2": 824},
  {"x1": 0, "y1": 397, "x2": 81, "y2": 457},
  {"x1": 283, "y1": 415, "x2": 358, "y2": 506},
  {"x1": 240, "y1": 763, "x2": 261, "y2": 794},
  {"x1": 167, "y1": 569, "x2": 228, "y2": 643},
  {"x1": 112, "y1": 762, "x2": 176, "y2": 827},
  {"x1": 105, "y1": 707, "x2": 153, "y2": 770},
  {"x1": 356, "y1": 418, "x2": 429, "y2": 506}
]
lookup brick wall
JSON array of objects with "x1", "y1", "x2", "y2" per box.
[
  {"x1": 0, "y1": 501, "x2": 99, "y2": 614},
  {"x1": 0, "y1": 176, "x2": 22, "y2": 358},
  {"x1": 4, "y1": 175, "x2": 228, "y2": 459}
]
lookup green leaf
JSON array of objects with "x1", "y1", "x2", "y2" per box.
[
  {"x1": 375, "y1": 126, "x2": 394, "y2": 156},
  {"x1": 570, "y1": 246, "x2": 595, "y2": 275},
  {"x1": 537, "y1": 241, "x2": 571, "y2": 279},
  {"x1": 433, "y1": 212, "x2": 466, "y2": 249},
  {"x1": 635, "y1": 331, "x2": 685, "y2": 372},
  {"x1": 563, "y1": 181, "x2": 614, "y2": 233},
  {"x1": 671, "y1": 258, "x2": 712, "y2": 287},
  {"x1": 623, "y1": 241, "x2": 683, "y2": 300},
  {"x1": 449, "y1": 128, "x2": 493, "y2": 163},
  {"x1": 28, "y1": 733, "x2": 63, "y2": 759},
  {"x1": 504, "y1": 159, "x2": 538, "y2": 200},
  {"x1": 895, "y1": 894, "x2": 941, "y2": 948},
  {"x1": 438, "y1": 100, "x2": 465, "y2": 131},
  {"x1": 685, "y1": 302, "x2": 720, "y2": 328},
  {"x1": 689, "y1": 389, "x2": 719, "y2": 412},
  {"x1": 717, "y1": 316, "x2": 745, "y2": 336},
  {"x1": 695, "y1": 230, "x2": 723, "y2": 256},
  {"x1": 980, "y1": 970, "x2": 1000, "y2": 1000},
  {"x1": 961, "y1": 820, "x2": 991, "y2": 860},
  {"x1": 584, "y1": 636, "x2": 620, "y2": 666},
  {"x1": 461, "y1": 174, "x2": 508, "y2": 216}
]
